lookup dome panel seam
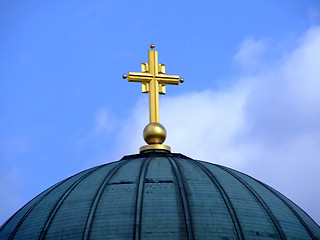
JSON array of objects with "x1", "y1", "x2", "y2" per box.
[
  {"x1": 134, "y1": 157, "x2": 151, "y2": 240},
  {"x1": 5, "y1": 181, "x2": 65, "y2": 239},
  {"x1": 193, "y1": 160, "x2": 244, "y2": 240},
  {"x1": 6, "y1": 166, "x2": 99, "y2": 240},
  {"x1": 249, "y1": 175, "x2": 317, "y2": 240},
  {"x1": 217, "y1": 165, "x2": 287, "y2": 240},
  {"x1": 39, "y1": 166, "x2": 102, "y2": 239},
  {"x1": 167, "y1": 157, "x2": 194, "y2": 240},
  {"x1": 83, "y1": 160, "x2": 129, "y2": 240}
]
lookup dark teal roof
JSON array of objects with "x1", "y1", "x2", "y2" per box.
[{"x1": 1, "y1": 151, "x2": 320, "y2": 239}]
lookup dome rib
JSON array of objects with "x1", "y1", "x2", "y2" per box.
[
  {"x1": 7, "y1": 166, "x2": 100, "y2": 240},
  {"x1": 7, "y1": 180, "x2": 68, "y2": 240},
  {"x1": 134, "y1": 157, "x2": 151, "y2": 240},
  {"x1": 167, "y1": 157, "x2": 194, "y2": 240},
  {"x1": 217, "y1": 165, "x2": 286, "y2": 239},
  {"x1": 192, "y1": 160, "x2": 244, "y2": 240},
  {"x1": 255, "y1": 176, "x2": 317, "y2": 239},
  {"x1": 83, "y1": 160, "x2": 128, "y2": 240},
  {"x1": 39, "y1": 166, "x2": 100, "y2": 239}
]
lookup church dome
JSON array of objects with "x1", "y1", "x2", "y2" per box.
[{"x1": 1, "y1": 150, "x2": 319, "y2": 239}]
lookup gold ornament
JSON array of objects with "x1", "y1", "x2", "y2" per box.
[{"x1": 123, "y1": 45, "x2": 183, "y2": 152}]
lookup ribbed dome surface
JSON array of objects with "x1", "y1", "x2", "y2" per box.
[{"x1": 1, "y1": 151, "x2": 320, "y2": 239}]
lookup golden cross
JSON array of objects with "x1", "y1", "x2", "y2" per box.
[{"x1": 123, "y1": 44, "x2": 184, "y2": 123}]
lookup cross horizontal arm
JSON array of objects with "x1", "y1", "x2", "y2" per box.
[
  {"x1": 156, "y1": 74, "x2": 180, "y2": 85},
  {"x1": 127, "y1": 72, "x2": 153, "y2": 83}
]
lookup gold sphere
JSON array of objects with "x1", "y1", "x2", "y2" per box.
[
  {"x1": 122, "y1": 74, "x2": 128, "y2": 79},
  {"x1": 143, "y1": 122, "x2": 167, "y2": 145},
  {"x1": 179, "y1": 78, "x2": 184, "y2": 83},
  {"x1": 150, "y1": 44, "x2": 155, "y2": 50}
]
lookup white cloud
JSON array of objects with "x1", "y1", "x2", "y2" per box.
[
  {"x1": 162, "y1": 86, "x2": 249, "y2": 168},
  {"x1": 240, "y1": 26, "x2": 320, "y2": 224},
  {"x1": 234, "y1": 37, "x2": 267, "y2": 72},
  {"x1": 114, "y1": 98, "x2": 149, "y2": 156},
  {"x1": 116, "y1": 26, "x2": 320, "y2": 224},
  {"x1": 72, "y1": 108, "x2": 117, "y2": 167},
  {"x1": 93, "y1": 108, "x2": 115, "y2": 134},
  {"x1": 75, "y1": 108, "x2": 115, "y2": 151}
]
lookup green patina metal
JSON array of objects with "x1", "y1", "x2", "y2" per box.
[{"x1": 1, "y1": 151, "x2": 320, "y2": 239}]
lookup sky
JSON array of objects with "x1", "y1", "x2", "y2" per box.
[{"x1": 1, "y1": 0, "x2": 320, "y2": 226}]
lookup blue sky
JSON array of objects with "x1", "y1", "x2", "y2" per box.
[{"x1": 1, "y1": 0, "x2": 320, "y2": 225}]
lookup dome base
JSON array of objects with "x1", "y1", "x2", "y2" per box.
[{"x1": 140, "y1": 144, "x2": 171, "y2": 153}]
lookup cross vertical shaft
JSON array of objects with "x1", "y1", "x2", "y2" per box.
[{"x1": 148, "y1": 50, "x2": 159, "y2": 123}]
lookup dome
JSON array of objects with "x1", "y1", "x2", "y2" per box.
[{"x1": 1, "y1": 150, "x2": 319, "y2": 239}]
